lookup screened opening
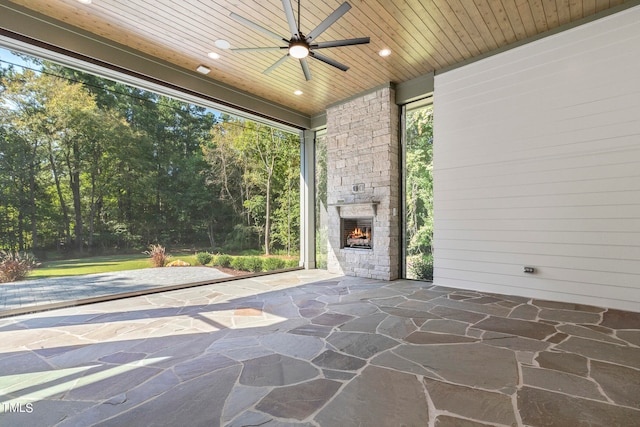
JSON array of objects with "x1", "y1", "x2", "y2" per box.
[
  {"x1": 0, "y1": 47, "x2": 301, "y2": 313},
  {"x1": 402, "y1": 99, "x2": 434, "y2": 280}
]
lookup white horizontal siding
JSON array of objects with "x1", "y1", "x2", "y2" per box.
[
  {"x1": 436, "y1": 248, "x2": 640, "y2": 276},
  {"x1": 432, "y1": 5, "x2": 640, "y2": 312}
]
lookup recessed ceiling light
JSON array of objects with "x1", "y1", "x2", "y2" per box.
[
  {"x1": 208, "y1": 52, "x2": 221, "y2": 60},
  {"x1": 294, "y1": 90, "x2": 303, "y2": 96},
  {"x1": 379, "y1": 49, "x2": 392, "y2": 57},
  {"x1": 76, "y1": 0, "x2": 92, "y2": 4},
  {"x1": 196, "y1": 65, "x2": 211, "y2": 75},
  {"x1": 215, "y1": 39, "x2": 231, "y2": 49}
]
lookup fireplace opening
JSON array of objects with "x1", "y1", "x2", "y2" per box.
[{"x1": 342, "y1": 218, "x2": 373, "y2": 250}]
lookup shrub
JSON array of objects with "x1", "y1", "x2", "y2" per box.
[
  {"x1": 409, "y1": 254, "x2": 433, "y2": 281},
  {"x1": 245, "y1": 256, "x2": 263, "y2": 273},
  {"x1": 195, "y1": 252, "x2": 212, "y2": 265},
  {"x1": 262, "y1": 257, "x2": 286, "y2": 271},
  {"x1": 144, "y1": 244, "x2": 168, "y2": 267},
  {"x1": 213, "y1": 254, "x2": 232, "y2": 268},
  {"x1": 0, "y1": 251, "x2": 39, "y2": 283},
  {"x1": 230, "y1": 256, "x2": 248, "y2": 271},
  {"x1": 285, "y1": 259, "x2": 300, "y2": 268}
]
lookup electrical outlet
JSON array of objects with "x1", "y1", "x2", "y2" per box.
[{"x1": 351, "y1": 183, "x2": 365, "y2": 193}]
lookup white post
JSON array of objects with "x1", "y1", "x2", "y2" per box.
[{"x1": 299, "y1": 129, "x2": 316, "y2": 269}]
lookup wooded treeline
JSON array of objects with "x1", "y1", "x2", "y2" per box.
[
  {"x1": 0, "y1": 54, "x2": 300, "y2": 256},
  {"x1": 405, "y1": 106, "x2": 434, "y2": 257}
]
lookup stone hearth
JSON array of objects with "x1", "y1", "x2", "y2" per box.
[{"x1": 325, "y1": 85, "x2": 400, "y2": 280}]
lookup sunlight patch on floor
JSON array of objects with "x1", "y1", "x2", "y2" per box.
[{"x1": 1, "y1": 357, "x2": 168, "y2": 406}]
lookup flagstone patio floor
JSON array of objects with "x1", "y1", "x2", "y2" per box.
[{"x1": 1, "y1": 269, "x2": 639, "y2": 426}]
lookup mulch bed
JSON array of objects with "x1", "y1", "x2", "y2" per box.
[{"x1": 215, "y1": 266, "x2": 249, "y2": 277}]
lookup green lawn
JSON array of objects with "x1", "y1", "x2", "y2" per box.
[
  {"x1": 29, "y1": 253, "x2": 199, "y2": 279},
  {"x1": 26, "y1": 252, "x2": 297, "y2": 280}
]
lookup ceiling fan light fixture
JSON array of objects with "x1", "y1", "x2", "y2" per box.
[{"x1": 289, "y1": 42, "x2": 309, "y2": 59}]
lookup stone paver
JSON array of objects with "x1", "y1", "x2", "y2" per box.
[
  {"x1": 315, "y1": 366, "x2": 429, "y2": 426},
  {"x1": 239, "y1": 354, "x2": 319, "y2": 386},
  {"x1": 424, "y1": 378, "x2": 517, "y2": 425},
  {"x1": 0, "y1": 270, "x2": 639, "y2": 426}
]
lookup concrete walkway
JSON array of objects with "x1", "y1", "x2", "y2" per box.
[{"x1": 0, "y1": 267, "x2": 232, "y2": 315}]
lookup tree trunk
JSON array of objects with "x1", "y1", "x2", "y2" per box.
[
  {"x1": 67, "y1": 141, "x2": 83, "y2": 252},
  {"x1": 17, "y1": 207, "x2": 24, "y2": 251},
  {"x1": 88, "y1": 191, "x2": 99, "y2": 249},
  {"x1": 207, "y1": 221, "x2": 216, "y2": 247},
  {"x1": 49, "y1": 148, "x2": 71, "y2": 246},
  {"x1": 28, "y1": 143, "x2": 39, "y2": 249},
  {"x1": 287, "y1": 178, "x2": 292, "y2": 256},
  {"x1": 264, "y1": 171, "x2": 271, "y2": 255},
  {"x1": 410, "y1": 181, "x2": 419, "y2": 238},
  {"x1": 70, "y1": 169, "x2": 83, "y2": 252},
  {"x1": 242, "y1": 163, "x2": 251, "y2": 226},
  {"x1": 88, "y1": 142, "x2": 102, "y2": 250}
]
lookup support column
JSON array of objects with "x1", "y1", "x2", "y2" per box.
[{"x1": 300, "y1": 129, "x2": 316, "y2": 269}]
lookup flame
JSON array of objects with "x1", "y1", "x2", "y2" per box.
[{"x1": 348, "y1": 227, "x2": 370, "y2": 239}]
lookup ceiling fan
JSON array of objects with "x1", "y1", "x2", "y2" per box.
[{"x1": 229, "y1": 0, "x2": 370, "y2": 81}]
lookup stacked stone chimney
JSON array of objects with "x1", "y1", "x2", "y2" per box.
[{"x1": 325, "y1": 85, "x2": 400, "y2": 280}]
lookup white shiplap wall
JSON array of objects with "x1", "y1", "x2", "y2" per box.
[{"x1": 432, "y1": 5, "x2": 640, "y2": 312}]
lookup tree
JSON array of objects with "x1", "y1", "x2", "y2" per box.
[
  {"x1": 202, "y1": 118, "x2": 300, "y2": 254},
  {"x1": 1, "y1": 50, "x2": 300, "y2": 257},
  {"x1": 405, "y1": 106, "x2": 434, "y2": 256},
  {"x1": 148, "y1": 97, "x2": 217, "y2": 243},
  {"x1": 239, "y1": 122, "x2": 299, "y2": 255},
  {"x1": 271, "y1": 136, "x2": 300, "y2": 255},
  {"x1": 0, "y1": 68, "x2": 52, "y2": 250},
  {"x1": 0, "y1": 125, "x2": 39, "y2": 250},
  {"x1": 202, "y1": 119, "x2": 248, "y2": 247},
  {"x1": 1, "y1": 64, "x2": 141, "y2": 252}
]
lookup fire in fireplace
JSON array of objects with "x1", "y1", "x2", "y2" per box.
[{"x1": 342, "y1": 218, "x2": 373, "y2": 249}]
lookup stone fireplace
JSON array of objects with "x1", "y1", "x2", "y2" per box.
[{"x1": 325, "y1": 85, "x2": 400, "y2": 280}]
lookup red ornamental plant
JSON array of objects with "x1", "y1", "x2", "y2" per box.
[
  {"x1": 144, "y1": 244, "x2": 168, "y2": 267},
  {"x1": 0, "y1": 251, "x2": 39, "y2": 283}
]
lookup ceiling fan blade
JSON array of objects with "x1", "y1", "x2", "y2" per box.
[
  {"x1": 231, "y1": 46, "x2": 286, "y2": 52},
  {"x1": 281, "y1": 0, "x2": 300, "y2": 38},
  {"x1": 312, "y1": 37, "x2": 370, "y2": 49},
  {"x1": 264, "y1": 54, "x2": 289, "y2": 75},
  {"x1": 310, "y1": 51, "x2": 349, "y2": 72},
  {"x1": 230, "y1": 12, "x2": 288, "y2": 43},
  {"x1": 300, "y1": 58, "x2": 312, "y2": 81},
  {"x1": 306, "y1": 2, "x2": 351, "y2": 42}
]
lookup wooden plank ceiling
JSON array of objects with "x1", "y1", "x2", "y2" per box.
[{"x1": 4, "y1": 0, "x2": 632, "y2": 117}]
